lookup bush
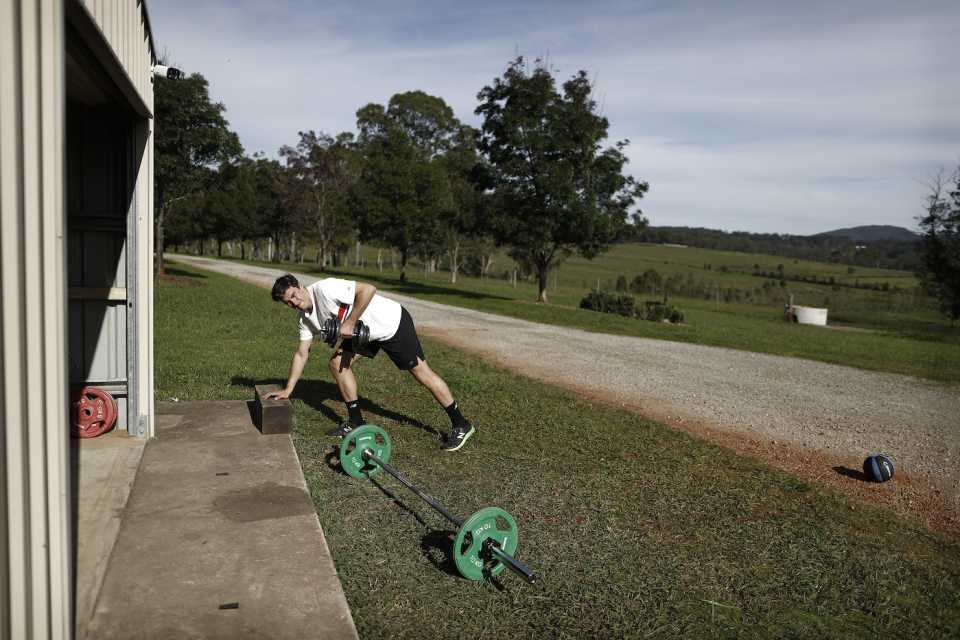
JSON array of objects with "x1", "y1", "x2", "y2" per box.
[
  {"x1": 579, "y1": 291, "x2": 637, "y2": 317},
  {"x1": 580, "y1": 290, "x2": 684, "y2": 324},
  {"x1": 615, "y1": 275, "x2": 628, "y2": 292},
  {"x1": 642, "y1": 301, "x2": 685, "y2": 323}
]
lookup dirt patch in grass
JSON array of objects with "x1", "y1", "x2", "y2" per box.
[
  {"x1": 632, "y1": 399, "x2": 960, "y2": 538},
  {"x1": 159, "y1": 274, "x2": 205, "y2": 287},
  {"x1": 422, "y1": 326, "x2": 960, "y2": 540}
]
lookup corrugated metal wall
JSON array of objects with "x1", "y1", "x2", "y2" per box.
[
  {"x1": 1, "y1": 1, "x2": 72, "y2": 638},
  {"x1": 80, "y1": 0, "x2": 153, "y2": 107},
  {"x1": 2, "y1": 1, "x2": 155, "y2": 637},
  {"x1": 66, "y1": 0, "x2": 155, "y2": 438}
]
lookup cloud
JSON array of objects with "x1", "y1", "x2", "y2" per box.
[{"x1": 149, "y1": 0, "x2": 960, "y2": 234}]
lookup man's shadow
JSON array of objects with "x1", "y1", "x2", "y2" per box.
[{"x1": 231, "y1": 375, "x2": 442, "y2": 439}]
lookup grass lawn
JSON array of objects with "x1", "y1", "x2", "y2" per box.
[
  {"x1": 193, "y1": 251, "x2": 960, "y2": 384},
  {"x1": 157, "y1": 265, "x2": 960, "y2": 638}
]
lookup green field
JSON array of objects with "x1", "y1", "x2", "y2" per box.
[
  {"x1": 176, "y1": 241, "x2": 960, "y2": 384},
  {"x1": 156, "y1": 265, "x2": 960, "y2": 639}
]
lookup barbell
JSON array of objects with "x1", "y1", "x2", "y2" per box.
[
  {"x1": 339, "y1": 425, "x2": 537, "y2": 583},
  {"x1": 319, "y1": 317, "x2": 370, "y2": 349}
]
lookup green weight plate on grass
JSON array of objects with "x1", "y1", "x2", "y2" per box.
[
  {"x1": 453, "y1": 507, "x2": 519, "y2": 581},
  {"x1": 339, "y1": 425, "x2": 391, "y2": 478}
]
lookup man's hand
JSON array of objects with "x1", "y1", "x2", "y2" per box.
[
  {"x1": 265, "y1": 389, "x2": 291, "y2": 400},
  {"x1": 339, "y1": 317, "x2": 357, "y2": 339}
]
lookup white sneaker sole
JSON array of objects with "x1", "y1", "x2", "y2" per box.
[{"x1": 443, "y1": 427, "x2": 475, "y2": 451}]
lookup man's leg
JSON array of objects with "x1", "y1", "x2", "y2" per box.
[
  {"x1": 328, "y1": 349, "x2": 364, "y2": 434},
  {"x1": 408, "y1": 357, "x2": 453, "y2": 406},
  {"x1": 329, "y1": 348, "x2": 359, "y2": 401},
  {"x1": 408, "y1": 358, "x2": 475, "y2": 451}
]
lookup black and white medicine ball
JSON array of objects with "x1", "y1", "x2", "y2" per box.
[{"x1": 863, "y1": 453, "x2": 895, "y2": 483}]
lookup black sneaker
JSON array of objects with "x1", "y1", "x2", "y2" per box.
[
  {"x1": 326, "y1": 421, "x2": 355, "y2": 437},
  {"x1": 441, "y1": 422, "x2": 475, "y2": 451}
]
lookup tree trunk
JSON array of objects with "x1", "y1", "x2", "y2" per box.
[
  {"x1": 537, "y1": 263, "x2": 549, "y2": 302},
  {"x1": 400, "y1": 249, "x2": 408, "y2": 282},
  {"x1": 241, "y1": 241, "x2": 246, "y2": 260},
  {"x1": 377, "y1": 249, "x2": 383, "y2": 272},
  {"x1": 448, "y1": 244, "x2": 459, "y2": 284},
  {"x1": 154, "y1": 203, "x2": 166, "y2": 277},
  {"x1": 481, "y1": 254, "x2": 494, "y2": 280},
  {"x1": 356, "y1": 240, "x2": 361, "y2": 266},
  {"x1": 218, "y1": 240, "x2": 223, "y2": 257}
]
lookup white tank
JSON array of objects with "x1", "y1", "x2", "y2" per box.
[{"x1": 791, "y1": 305, "x2": 828, "y2": 326}]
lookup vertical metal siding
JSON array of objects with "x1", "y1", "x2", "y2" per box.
[
  {"x1": 82, "y1": 0, "x2": 152, "y2": 109},
  {"x1": 67, "y1": 0, "x2": 155, "y2": 438},
  {"x1": 1, "y1": 0, "x2": 71, "y2": 638}
]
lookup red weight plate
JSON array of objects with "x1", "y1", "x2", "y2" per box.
[{"x1": 72, "y1": 387, "x2": 117, "y2": 438}]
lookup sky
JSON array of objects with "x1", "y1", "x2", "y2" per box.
[{"x1": 149, "y1": 0, "x2": 960, "y2": 236}]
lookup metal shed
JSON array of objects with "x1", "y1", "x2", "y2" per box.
[{"x1": 1, "y1": 1, "x2": 156, "y2": 637}]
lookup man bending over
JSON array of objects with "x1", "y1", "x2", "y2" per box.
[{"x1": 265, "y1": 273, "x2": 475, "y2": 451}]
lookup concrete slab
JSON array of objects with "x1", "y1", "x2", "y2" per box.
[
  {"x1": 85, "y1": 400, "x2": 358, "y2": 640},
  {"x1": 73, "y1": 431, "x2": 147, "y2": 638}
]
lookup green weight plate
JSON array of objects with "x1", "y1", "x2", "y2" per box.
[
  {"x1": 339, "y1": 424, "x2": 392, "y2": 478},
  {"x1": 453, "y1": 506, "x2": 519, "y2": 581}
]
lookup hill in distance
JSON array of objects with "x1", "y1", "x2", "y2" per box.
[{"x1": 812, "y1": 225, "x2": 919, "y2": 243}]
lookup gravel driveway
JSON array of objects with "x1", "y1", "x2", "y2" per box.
[{"x1": 168, "y1": 255, "x2": 960, "y2": 533}]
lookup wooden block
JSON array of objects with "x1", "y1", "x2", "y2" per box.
[{"x1": 253, "y1": 384, "x2": 293, "y2": 434}]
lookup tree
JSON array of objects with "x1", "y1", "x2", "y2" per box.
[
  {"x1": 476, "y1": 57, "x2": 648, "y2": 302},
  {"x1": 351, "y1": 92, "x2": 462, "y2": 281},
  {"x1": 154, "y1": 71, "x2": 241, "y2": 276},
  {"x1": 279, "y1": 131, "x2": 359, "y2": 268},
  {"x1": 200, "y1": 155, "x2": 283, "y2": 258},
  {"x1": 917, "y1": 166, "x2": 960, "y2": 324},
  {"x1": 438, "y1": 124, "x2": 488, "y2": 283}
]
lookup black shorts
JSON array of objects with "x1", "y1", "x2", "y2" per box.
[{"x1": 342, "y1": 308, "x2": 425, "y2": 370}]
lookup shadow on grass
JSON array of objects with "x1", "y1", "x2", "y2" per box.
[
  {"x1": 317, "y1": 267, "x2": 514, "y2": 303},
  {"x1": 833, "y1": 465, "x2": 871, "y2": 482},
  {"x1": 164, "y1": 266, "x2": 208, "y2": 279},
  {"x1": 366, "y1": 476, "x2": 463, "y2": 579},
  {"x1": 231, "y1": 376, "x2": 441, "y2": 438}
]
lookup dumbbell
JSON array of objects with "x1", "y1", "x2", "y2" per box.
[{"x1": 319, "y1": 317, "x2": 370, "y2": 349}]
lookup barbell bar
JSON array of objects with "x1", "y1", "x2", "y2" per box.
[{"x1": 339, "y1": 425, "x2": 537, "y2": 584}]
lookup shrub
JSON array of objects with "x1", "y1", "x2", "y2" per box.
[
  {"x1": 630, "y1": 268, "x2": 662, "y2": 294},
  {"x1": 615, "y1": 275, "x2": 628, "y2": 292},
  {"x1": 579, "y1": 291, "x2": 636, "y2": 317},
  {"x1": 642, "y1": 300, "x2": 684, "y2": 323}
]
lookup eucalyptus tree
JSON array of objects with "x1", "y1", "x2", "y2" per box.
[
  {"x1": 476, "y1": 57, "x2": 649, "y2": 302},
  {"x1": 154, "y1": 71, "x2": 241, "y2": 275},
  {"x1": 278, "y1": 131, "x2": 359, "y2": 267},
  {"x1": 351, "y1": 92, "x2": 464, "y2": 281}
]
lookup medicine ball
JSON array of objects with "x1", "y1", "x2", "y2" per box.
[{"x1": 863, "y1": 453, "x2": 895, "y2": 483}]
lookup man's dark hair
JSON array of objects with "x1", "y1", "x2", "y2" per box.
[{"x1": 272, "y1": 274, "x2": 300, "y2": 301}]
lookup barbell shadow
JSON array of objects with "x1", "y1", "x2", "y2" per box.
[
  {"x1": 369, "y1": 475, "x2": 469, "y2": 580},
  {"x1": 368, "y1": 475, "x2": 430, "y2": 529},
  {"x1": 419, "y1": 529, "x2": 461, "y2": 578}
]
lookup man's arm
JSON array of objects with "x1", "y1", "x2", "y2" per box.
[
  {"x1": 265, "y1": 339, "x2": 312, "y2": 399},
  {"x1": 339, "y1": 282, "x2": 377, "y2": 337}
]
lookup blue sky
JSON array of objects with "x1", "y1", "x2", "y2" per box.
[{"x1": 149, "y1": 0, "x2": 959, "y2": 235}]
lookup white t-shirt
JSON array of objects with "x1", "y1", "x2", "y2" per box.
[{"x1": 297, "y1": 278, "x2": 403, "y2": 343}]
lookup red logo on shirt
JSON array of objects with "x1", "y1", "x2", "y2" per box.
[{"x1": 337, "y1": 303, "x2": 349, "y2": 321}]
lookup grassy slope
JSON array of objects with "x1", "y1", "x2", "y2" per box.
[
  {"x1": 207, "y1": 245, "x2": 960, "y2": 384},
  {"x1": 157, "y1": 266, "x2": 960, "y2": 639}
]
